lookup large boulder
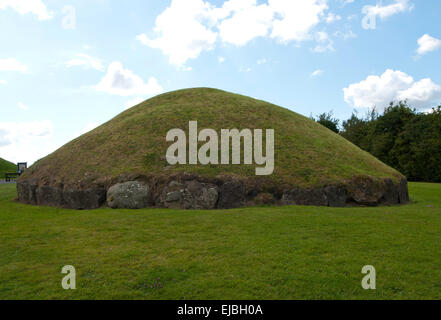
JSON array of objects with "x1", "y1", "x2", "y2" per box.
[
  {"x1": 346, "y1": 176, "x2": 385, "y2": 206},
  {"x1": 107, "y1": 181, "x2": 151, "y2": 209},
  {"x1": 398, "y1": 178, "x2": 410, "y2": 204},
  {"x1": 16, "y1": 180, "x2": 38, "y2": 204},
  {"x1": 281, "y1": 187, "x2": 328, "y2": 206},
  {"x1": 62, "y1": 188, "x2": 106, "y2": 210},
  {"x1": 345, "y1": 176, "x2": 409, "y2": 206},
  {"x1": 159, "y1": 180, "x2": 218, "y2": 209},
  {"x1": 217, "y1": 181, "x2": 246, "y2": 209},
  {"x1": 324, "y1": 185, "x2": 347, "y2": 207}
]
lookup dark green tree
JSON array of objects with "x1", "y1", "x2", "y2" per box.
[
  {"x1": 313, "y1": 111, "x2": 340, "y2": 133},
  {"x1": 340, "y1": 101, "x2": 441, "y2": 182},
  {"x1": 369, "y1": 101, "x2": 417, "y2": 166},
  {"x1": 392, "y1": 106, "x2": 441, "y2": 181}
]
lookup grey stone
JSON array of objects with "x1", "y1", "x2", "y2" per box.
[
  {"x1": 398, "y1": 178, "x2": 409, "y2": 204},
  {"x1": 17, "y1": 180, "x2": 106, "y2": 209},
  {"x1": 203, "y1": 187, "x2": 219, "y2": 207},
  {"x1": 324, "y1": 185, "x2": 347, "y2": 207},
  {"x1": 161, "y1": 180, "x2": 219, "y2": 209},
  {"x1": 107, "y1": 181, "x2": 150, "y2": 209},
  {"x1": 281, "y1": 187, "x2": 328, "y2": 206},
  {"x1": 166, "y1": 191, "x2": 182, "y2": 202},
  {"x1": 16, "y1": 180, "x2": 37, "y2": 204},
  {"x1": 381, "y1": 178, "x2": 399, "y2": 205},
  {"x1": 218, "y1": 181, "x2": 246, "y2": 209},
  {"x1": 347, "y1": 177, "x2": 383, "y2": 206},
  {"x1": 36, "y1": 186, "x2": 63, "y2": 206},
  {"x1": 63, "y1": 188, "x2": 106, "y2": 210},
  {"x1": 16, "y1": 175, "x2": 409, "y2": 210},
  {"x1": 168, "y1": 181, "x2": 183, "y2": 188},
  {"x1": 254, "y1": 192, "x2": 276, "y2": 205}
]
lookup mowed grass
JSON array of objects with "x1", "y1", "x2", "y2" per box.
[{"x1": 0, "y1": 182, "x2": 440, "y2": 300}]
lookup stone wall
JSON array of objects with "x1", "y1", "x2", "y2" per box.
[{"x1": 16, "y1": 174, "x2": 409, "y2": 210}]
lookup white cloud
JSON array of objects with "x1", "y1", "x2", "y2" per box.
[
  {"x1": 312, "y1": 31, "x2": 334, "y2": 52},
  {"x1": 139, "y1": 0, "x2": 330, "y2": 65},
  {"x1": 344, "y1": 30, "x2": 357, "y2": 39},
  {"x1": 341, "y1": 0, "x2": 354, "y2": 6},
  {"x1": 219, "y1": 0, "x2": 328, "y2": 45},
  {"x1": 95, "y1": 62, "x2": 163, "y2": 96},
  {"x1": 269, "y1": 0, "x2": 328, "y2": 42},
  {"x1": 136, "y1": 0, "x2": 218, "y2": 66},
  {"x1": 0, "y1": 80, "x2": 7, "y2": 85},
  {"x1": 311, "y1": 69, "x2": 323, "y2": 77},
  {"x1": 416, "y1": 34, "x2": 441, "y2": 55},
  {"x1": 239, "y1": 66, "x2": 251, "y2": 72},
  {"x1": 218, "y1": 56, "x2": 225, "y2": 63},
  {"x1": 218, "y1": 0, "x2": 273, "y2": 46},
  {"x1": 343, "y1": 69, "x2": 441, "y2": 109},
  {"x1": 257, "y1": 58, "x2": 267, "y2": 65},
  {"x1": 136, "y1": 34, "x2": 149, "y2": 46},
  {"x1": 65, "y1": 54, "x2": 105, "y2": 72},
  {"x1": 124, "y1": 97, "x2": 145, "y2": 110},
  {"x1": 326, "y1": 12, "x2": 341, "y2": 23},
  {"x1": 0, "y1": 0, "x2": 54, "y2": 20},
  {"x1": 0, "y1": 58, "x2": 28, "y2": 72},
  {"x1": 397, "y1": 78, "x2": 441, "y2": 105},
  {"x1": 0, "y1": 120, "x2": 55, "y2": 164},
  {"x1": 334, "y1": 29, "x2": 357, "y2": 39},
  {"x1": 18, "y1": 102, "x2": 29, "y2": 111},
  {"x1": 362, "y1": 0, "x2": 413, "y2": 20}
]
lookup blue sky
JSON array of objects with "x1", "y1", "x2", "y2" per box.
[{"x1": 1, "y1": 0, "x2": 440, "y2": 164}]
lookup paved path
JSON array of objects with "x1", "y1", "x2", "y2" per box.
[{"x1": 0, "y1": 179, "x2": 16, "y2": 184}]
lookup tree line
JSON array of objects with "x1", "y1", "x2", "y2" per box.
[{"x1": 312, "y1": 102, "x2": 441, "y2": 182}]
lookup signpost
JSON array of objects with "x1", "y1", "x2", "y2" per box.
[{"x1": 17, "y1": 162, "x2": 27, "y2": 174}]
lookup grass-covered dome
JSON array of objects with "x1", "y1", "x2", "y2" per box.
[{"x1": 18, "y1": 88, "x2": 408, "y2": 209}]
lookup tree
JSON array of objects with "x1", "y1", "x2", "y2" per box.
[
  {"x1": 313, "y1": 111, "x2": 340, "y2": 133},
  {"x1": 369, "y1": 101, "x2": 417, "y2": 166},
  {"x1": 341, "y1": 112, "x2": 371, "y2": 150},
  {"x1": 340, "y1": 101, "x2": 441, "y2": 182},
  {"x1": 392, "y1": 106, "x2": 441, "y2": 181}
]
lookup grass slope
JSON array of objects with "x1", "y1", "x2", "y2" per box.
[
  {"x1": 0, "y1": 157, "x2": 16, "y2": 179},
  {"x1": 22, "y1": 88, "x2": 402, "y2": 188},
  {"x1": 0, "y1": 182, "x2": 440, "y2": 299}
]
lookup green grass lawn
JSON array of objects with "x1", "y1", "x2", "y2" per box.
[{"x1": 0, "y1": 182, "x2": 440, "y2": 300}]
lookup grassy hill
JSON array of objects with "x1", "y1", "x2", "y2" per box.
[
  {"x1": 22, "y1": 88, "x2": 402, "y2": 188},
  {"x1": 0, "y1": 157, "x2": 16, "y2": 179}
]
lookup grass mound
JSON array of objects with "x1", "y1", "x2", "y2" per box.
[
  {"x1": 0, "y1": 157, "x2": 16, "y2": 179},
  {"x1": 21, "y1": 88, "x2": 402, "y2": 188}
]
